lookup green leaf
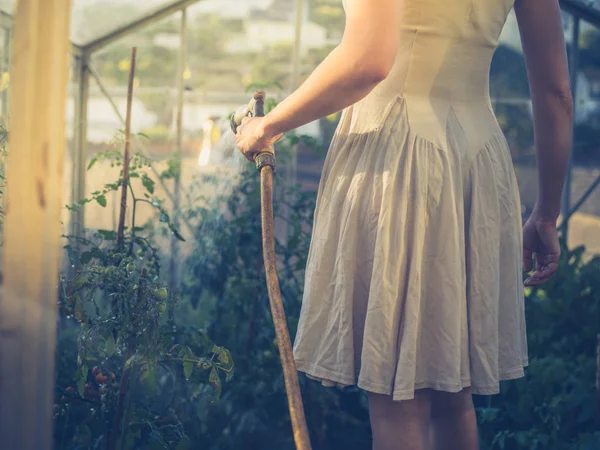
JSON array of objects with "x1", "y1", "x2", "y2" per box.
[
  {"x1": 95, "y1": 195, "x2": 107, "y2": 207},
  {"x1": 217, "y1": 347, "x2": 231, "y2": 365},
  {"x1": 69, "y1": 274, "x2": 88, "y2": 292},
  {"x1": 105, "y1": 182, "x2": 121, "y2": 191},
  {"x1": 97, "y1": 229, "x2": 116, "y2": 240},
  {"x1": 175, "y1": 441, "x2": 191, "y2": 450},
  {"x1": 105, "y1": 334, "x2": 117, "y2": 357},
  {"x1": 140, "y1": 364, "x2": 157, "y2": 392},
  {"x1": 183, "y1": 361, "x2": 193, "y2": 380},
  {"x1": 125, "y1": 434, "x2": 136, "y2": 450},
  {"x1": 74, "y1": 298, "x2": 86, "y2": 322},
  {"x1": 79, "y1": 247, "x2": 104, "y2": 265},
  {"x1": 87, "y1": 157, "x2": 98, "y2": 170},
  {"x1": 124, "y1": 355, "x2": 136, "y2": 370},
  {"x1": 169, "y1": 223, "x2": 185, "y2": 242},
  {"x1": 209, "y1": 367, "x2": 221, "y2": 397},
  {"x1": 225, "y1": 366, "x2": 235, "y2": 382},
  {"x1": 77, "y1": 376, "x2": 85, "y2": 397},
  {"x1": 80, "y1": 251, "x2": 94, "y2": 265},
  {"x1": 142, "y1": 174, "x2": 155, "y2": 194}
]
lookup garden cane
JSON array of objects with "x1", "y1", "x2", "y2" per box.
[{"x1": 231, "y1": 90, "x2": 312, "y2": 450}]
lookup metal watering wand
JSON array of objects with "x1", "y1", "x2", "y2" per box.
[{"x1": 231, "y1": 90, "x2": 312, "y2": 450}]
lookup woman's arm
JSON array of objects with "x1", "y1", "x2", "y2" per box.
[
  {"x1": 515, "y1": 0, "x2": 574, "y2": 221},
  {"x1": 236, "y1": 0, "x2": 402, "y2": 156}
]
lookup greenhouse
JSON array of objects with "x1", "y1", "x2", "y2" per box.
[{"x1": 0, "y1": 0, "x2": 599, "y2": 449}]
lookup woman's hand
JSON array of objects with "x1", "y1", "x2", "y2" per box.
[
  {"x1": 235, "y1": 117, "x2": 283, "y2": 162},
  {"x1": 522, "y1": 208, "x2": 561, "y2": 286}
]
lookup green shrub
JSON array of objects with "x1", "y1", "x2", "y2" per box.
[
  {"x1": 54, "y1": 147, "x2": 232, "y2": 450},
  {"x1": 476, "y1": 242, "x2": 600, "y2": 450},
  {"x1": 182, "y1": 148, "x2": 600, "y2": 449},
  {"x1": 181, "y1": 135, "x2": 372, "y2": 450}
]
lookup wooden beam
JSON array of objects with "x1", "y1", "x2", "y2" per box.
[
  {"x1": 0, "y1": 1, "x2": 72, "y2": 449},
  {"x1": 82, "y1": 0, "x2": 202, "y2": 55}
]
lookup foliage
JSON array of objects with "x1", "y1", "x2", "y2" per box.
[
  {"x1": 181, "y1": 140, "x2": 600, "y2": 449},
  {"x1": 54, "y1": 145, "x2": 232, "y2": 450},
  {"x1": 476, "y1": 241, "x2": 600, "y2": 450},
  {"x1": 180, "y1": 133, "x2": 371, "y2": 449}
]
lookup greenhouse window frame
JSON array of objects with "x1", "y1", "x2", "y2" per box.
[
  {"x1": 81, "y1": 0, "x2": 201, "y2": 54},
  {"x1": 0, "y1": 0, "x2": 599, "y2": 245},
  {"x1": 66, "y1": 0, "x2": 202, "y2": 239}
]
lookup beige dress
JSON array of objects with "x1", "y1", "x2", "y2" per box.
[{"x1": 292, "y1": 0, "x2": 528, "y2": 401}]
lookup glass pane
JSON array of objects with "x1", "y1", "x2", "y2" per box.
[{"x1": 0, "y1": 0, "x2": 191, "y2": 46}]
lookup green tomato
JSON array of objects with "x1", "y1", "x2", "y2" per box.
[
  {"x1": 126, "y1": 263, "x2": 136, "y2": 272},
  {"x1": 154, "y1": 287, "x2": 168, "y2": 300},
  {"x1": 157, "y1": 303, "x2": 167, "y2": 312},
  {"x1": 263, "y1": 350, "x2": 273, "y2": 358}
]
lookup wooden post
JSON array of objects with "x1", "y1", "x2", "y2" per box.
[{"x1": 0, "y1": 1, "x2": 72, "y2": 449}]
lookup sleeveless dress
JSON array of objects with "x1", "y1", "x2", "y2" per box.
[{"x1": 292, "y1": 0, "x2": 528, "y2": 402}]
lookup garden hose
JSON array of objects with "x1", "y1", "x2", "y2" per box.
[{"x1": 231, "y1": 91, "x2": 312, "y2": 450}]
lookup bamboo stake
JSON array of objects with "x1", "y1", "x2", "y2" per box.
[
  {"x1": 86, "y1": 62, "x2": 195, "y2": 237},
  {"x1": 0, "y1": 1, "x2": 72, "y2": 449},
  {"x1": 116, "y1": 48, "x2": 137, "y2": 248}
]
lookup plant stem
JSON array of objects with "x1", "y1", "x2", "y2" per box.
[
  {"x1": 117, "y1": 47, "x2": 137, "y2": 248},
  {"x1": 118, "y1": 362, "x2": 137, "y2": 450},
  {"x1": 128, "y1": 183, "x2": 137, "y2": 256},
  {"x1": 106, "y1": 268, "x2": 146, "y2": 450}
]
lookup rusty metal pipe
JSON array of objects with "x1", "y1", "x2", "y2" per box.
[{"x1": 231, "y1": 90, "x2": 312, "y2": 450}]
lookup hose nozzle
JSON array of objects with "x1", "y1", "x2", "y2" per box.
[
  {"x1": 230, "y1": 90, "x2": 266, "y2": 134},
  {"x1": 231, "y1": 90, "x2": 275, "y2": 172}
]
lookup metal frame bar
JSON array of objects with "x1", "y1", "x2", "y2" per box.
[
  {"x1": 564, "y1": 173, "x2": 600, "y2": 224},
  {"x1": 560, "y1": 0, "x2": 600, "y2": 27},
  {"x1": 168, "y1": 8, "x2": 187, "y2": 296},
  {"x1": 71, "y1": 53, "x2": 89, "y2": 242},
  {"x1": 82, "y1": 0, "x2": 202, "y2": 55}
]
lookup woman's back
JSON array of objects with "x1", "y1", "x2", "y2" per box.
[
  {"x1": 295, "y1": 0, "x2": 535, "y2": 403},
  {"x1": 345, "y1": 0, "x2": 517, "y2": 155}
]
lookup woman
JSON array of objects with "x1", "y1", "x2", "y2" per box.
[{"x1": 236, "y1": 0, "x2": 573, "y2": 449}]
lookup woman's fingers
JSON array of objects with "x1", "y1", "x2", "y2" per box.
[{"x1": 524, "y1": 254, "x2": 559, "y2": 286}]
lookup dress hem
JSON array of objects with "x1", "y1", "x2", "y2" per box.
[{"x1": 295, "y1": 358, "x2": 529, "y2": 401}]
